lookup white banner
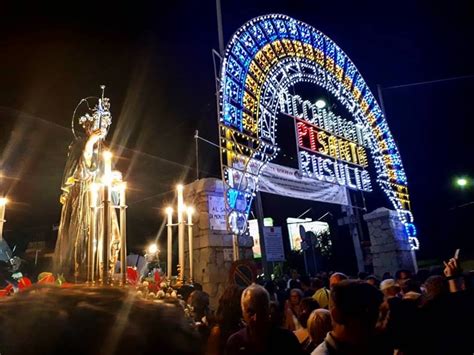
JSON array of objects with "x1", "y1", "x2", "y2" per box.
[{"x1": 258, "y1": 163, "x2": 349, "y2": 205}]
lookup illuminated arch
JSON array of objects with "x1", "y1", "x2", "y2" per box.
[{"x1": 219, "y1": 14, "x2": 419, "y2": 249}]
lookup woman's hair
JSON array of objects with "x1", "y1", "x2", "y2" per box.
[
  {"x1": 216, "y1": 284, "x2": 243, "y2": 332},
  {"x1": 307, "y1": 309, "x2": 332, "y2": 346},
  {"x1": 189, "y1": 290, "x2": 210, "y2": 321},
  {"x1": 0, "y1": 285, "x2": 201, "y2": 355},
  {"x1": 297, "y1": 297, "x2": 320, "y2": 328}
]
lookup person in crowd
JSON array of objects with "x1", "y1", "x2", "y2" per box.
[
  {"x1": 188, "y1": 290, "x2": 212, "y2": 344},
  {"x1": 287, "y1": 269, "x2": 301, "y2": 290},
  {"x1": 0, "y1": 285, "x2": 201, "y2": 355},
  {"x1": 408, "y1": 258, "x2": 473, "y2": 354},
  {"x1": 381, "y1": 272, "x2": 392, "y2": 280},
  {"x1": 377, "y1": 279, "x2": 403, "y2": 350},
  {"x1": 312, "y1": 280, "x2": 388, "y2": 355},
  {"x1": 225, "y1": 284, "x2": 304, "y2": 355},
  {"x1": 365, "y1": 275, "x2": 380, "y2": 288},
  {"x1": 294, "y1": 298, "x2": 320, "y2": 345},
  {"x1": 399, "y1": 278, "x2": 421, "y2": 300},
  {"x1": 306, "y1": 309, "x2": 332, "y2": 352},
  {"x1": 311, "y1": 278, "x2": 330, "y2": 309},
  {"x1": 357, "y1": 271, "x2": 368, "y2": 281},
  {"x1": 206, "y1": 285, "x2": 243, "y2": 355},
  {"x1": 263, "y1": 280, "x2": 278, "y2": 303},
  {"x1": 300, "y1": 275, "x2": 315, "y2": 297},
  {"x1": 269, "y1": 300, "x2": 284, "y2": 328},
  {"x1": 284, "y1": 288, "x2": 304, "y2": 331},
  {"x1": 329, "y1": 272, "x2": 347, "y2": 289},
  {"x1": 275, "y1": 279, "x2": 288, "y2": 311},
  {"x1": 395, "y1": 269, "x2": 412, "y2": 284}
]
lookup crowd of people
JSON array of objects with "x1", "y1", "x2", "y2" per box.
[{"x1": 0, "y1": 259, "x2": 472, "y2": 354}]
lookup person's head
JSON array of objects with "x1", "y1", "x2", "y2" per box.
[
  {"x1": 329, "y1": 272, "x2": 348, "y2": 289},
  {"x1": 264, "y1": 280, "x2": 276, "y2": 295},
  {"x1": 290, "y1": 269, "x2": 299, "y2": 280},
  {"x1": 289, "y1": 279, "x2": 301, "y2": 290},
  {"x1": 300, "y1": 275, "x2": 311, "y2": 290},
  {"x1": 380, "y1": 279, "x2": 401, "y2": 298},
  {"x1": 382, "y1": 272, "x2": 392, "y2": 280},
  {"x1": 0, "y1": 285, "x2": 200, "y2": 355},
  {"x1": 289, "y1": 288, "x2": 304, "y2": 306},
  {"x1": 358, "y1": 271, "x2": 369, "y2": 280},
  {"x1": 307, "y1": 309, "x2": 332, "y2": 346},
  {"x1": 216, "y1": 285, "x2": 243, "y2": 330},
  {"x1": 400, "y1": 278, "x2": 421, "y2": 295},
  {"x1": 193, "y1": 282, "x2": 203, "y2": 291},
  {"x1": 311, "y1": 277, "x2": 324, "y2": 291},
  {"x1": 298, "y1": 297, "x2": 320, "y2": 329},
  {"x1": 329, "y1": 280, "x2": 383, "y2": 333},
  {"x1": 241, "y1": 284, "x2": 270, "y2": 332},
  {"x1": 188, "y1": 290, "x2": 210, "y2": 321},
  {"x1": 395, "y1": 269, "x2": 412, "y2": 281},
  {"x1": 365, "y1": 275, "x2": 379, "y2": 288},
  {"x1": 423, "y1": 275, "x2": 448, "y2": 301}
]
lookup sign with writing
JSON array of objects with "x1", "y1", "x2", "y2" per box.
[
  {"x1": 208, "y1": 195, "x2": 227, "y2": 231},
  {"x1": 258, "y1": 162, "x2": 349, "y2": 205},
  {"x1": 279, "y1": 92, "x2": 373, "y2": 192},
  {"x1": 263, "y1": 226, "x2": 285, "y2": 262}
]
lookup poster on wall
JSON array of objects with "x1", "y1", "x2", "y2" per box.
[
  {"x1": 208, "y1": 195, "x2": 227, "y2": 231},
  {"x1": 263, "y1": 226, "x2": 285, "y2": 262}
]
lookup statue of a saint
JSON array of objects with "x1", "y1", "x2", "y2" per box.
[{"x1": 54, "y1": 88, "x2": 114, "y2": 280}]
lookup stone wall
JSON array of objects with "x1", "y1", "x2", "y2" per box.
[
  {"x1": 183, "y1": 178, "x2": 253, "y2": 309},
  {"x1": 363, "y1": 207, "x2": 417, "y2": 278}
]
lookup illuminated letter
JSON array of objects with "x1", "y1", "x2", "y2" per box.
[
  {"x1": 297, "y1": 122, "x2": 308, "y2": 148},
  {"x1": 357, "y1": 146, "x2": 368, "y2": 167},
  {"x1": 299, "y1": 151, "x2": 312, "y2": 177},
  {"x1": 328, "y1": 135, "x2": 339, "y2": 158},
  {"x1": 322, "y1": 158, "x2": 335, "y2": 183},
  {"x1": 348, "y1": 142, "x2": 358, "y2": 163},
  {"x1": 339, "y1": 140, "x2": 352, "y2": 163},
  {"x1": 361, "y1": 170, "x2": 372, "y2": 191},
  {"x1": 292, "y1": 95, "x2": 304, "y2": 118},
  {"x1": 317, "y1": 131, "x2": 328, "y2": 154},
  {"x1": 334, "y1": 160, "x2": 346, "y2": 185}
]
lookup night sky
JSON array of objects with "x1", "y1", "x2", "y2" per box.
[{"x1": 1, "y1": 1, "x2": 473, "y2": 265}]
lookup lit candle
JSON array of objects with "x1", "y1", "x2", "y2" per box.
[
  {"x1": 166, "y1": 207, "x2": 173, "y2": 279},
  {"x1": 0, "y1": 197, "x2": 8, "y2": 241},
  {"x1": 176, "y1": 184, "x2": 185, "y2": 282},
  {"x1": 119, "y1": 182, "x2": 127, "y2": 285},
  {"x1": 186, "y1": 206, "x2": 194, "y2": 283},
  {"x1": 120, "y1": 182, "x2": 127, "y2": 207}
]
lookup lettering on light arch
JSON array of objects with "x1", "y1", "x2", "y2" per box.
[{"x1": 218, "y1": 14, "x2": 419, "y2": 250}]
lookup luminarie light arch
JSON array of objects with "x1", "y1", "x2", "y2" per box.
[{"x1": 218, "y1": 14, "x2": 418, "y2": 250}]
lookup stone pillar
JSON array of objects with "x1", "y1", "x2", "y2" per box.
[
  {"x1": 363, "y1": 207, "x2": 417, "y2": 278},
  {"x1": 183, "y1": 178, "x2": 253, "y2": 309}
]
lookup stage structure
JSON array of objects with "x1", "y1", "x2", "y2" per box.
[
  {"x1": 218, "y1": 14, "x2": 419, "y2": 255},
  {"x1": 54, "y1": 86, "x2": 127, "y2": 285}
]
